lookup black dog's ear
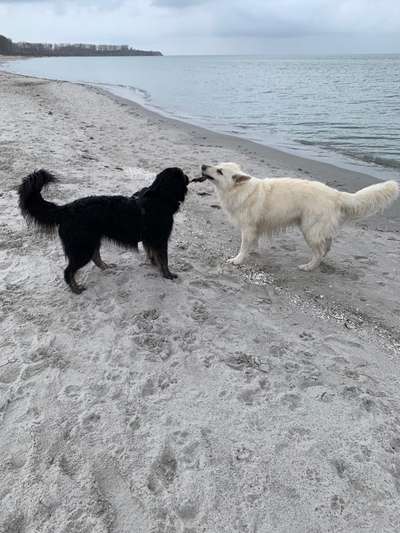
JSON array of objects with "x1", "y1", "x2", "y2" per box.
[
  {"x1": 142, "y1": 167, "x2": 188, "y2": 207},
  {"x1": 140, "y1": 185, "x2": 157, "y2": 199},
  {"x1": 232, "y1": 173, "x2": 251, "y2": 184},
  {"x1": 172, "y1": 168, "x2": 189, "y2": 186},
  {"x1": 141, "y1": 169, "x2": 168, "y2": 198}
]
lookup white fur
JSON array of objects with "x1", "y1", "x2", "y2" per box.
[{"x1": 202, "y1": 162, "x2": 399, "y2": 271}]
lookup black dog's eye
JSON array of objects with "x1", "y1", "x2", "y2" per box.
[{"x1": 217, "y1": 169, "x2": 223, "y2": 175}]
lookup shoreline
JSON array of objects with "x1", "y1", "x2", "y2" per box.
[
  {"x1": 102, "y1": 83, "x2": 400, "y2": 184},
  {"x1": 2, "y1": 56, "x2": 399, "y2": 189}
]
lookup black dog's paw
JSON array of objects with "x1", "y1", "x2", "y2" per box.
[
  {"x1": 164, "y1": 272, "x2": 178, "y2": 280},
  {"x1": 71, "y1": 284, "x2": 87, "y2": 295}
]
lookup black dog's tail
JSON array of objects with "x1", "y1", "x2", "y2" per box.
[{"x1": 18, "y1": 169, "x2": 61, "y2": 231}]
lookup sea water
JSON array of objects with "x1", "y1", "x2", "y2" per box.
[{"x1": 5, "y1": 54, "x2": 400, "y2": 180}]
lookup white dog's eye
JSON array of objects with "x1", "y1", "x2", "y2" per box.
[{"x1": 217, "y1": 169, "x2": 223, "y2": 175}]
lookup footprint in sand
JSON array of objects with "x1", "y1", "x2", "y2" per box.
[
  {"x1": 299, "y1": 331, "x2": 315, "y2": 341},
  {"x1": 80, "y1": 412, "x2": 101, "y2": 431},
  {"x1": 280, "y1": 392, "x2": 302, "y2": 410},
  {"x1": 135, "y1": 308, "x2": 160, "y2": 322},
  {"x1": 63, "y1": 384, "x2": 81, "y2": 400},
  {"x1": 158, "y1": 373, "x2": 178, "y2": 391},
  {"x1": 0, "y1": 513, "x2": 26, "y2": 533},
  {"x1": 191, "y1": 301, "x2": 209, "y2": 322},
  {"x1": 127, "y1": 415, "x2": 140, "y2": 432},
  {"x1": 175, "y1": 259, "x2": 194, "y2": 272},
  {"x1": 148, "y1": 445, "x2": 177, "y2": 494},
  {"x1": 298, "y1": 361, "x2": 322, "y2": 390},
  {"x1": 342, "y1": 385, "x2": 363, "y2": 400},
  {"x1": 0, "y1": 362, "x2": 21, "y2": 384},
  {"x1": 141, "y1": 377, "x2": 156, "y2": 397},
  {"x1": 237, "y1": 387, "x2": 265, "y2": 406},
  {"x1": 320, "y1": 263, "x2": 336, "y2": 274},
  {"x1": 224, "y1": 352, "x2": 270, "y2": 374},
  {"x1": 133, "y1": 333, "x2": 172, "y2": 361},
  {"x1": 323, "y1": 335, "x2": 363, "y2": 351},
  {"x1": 269, "y1": 342, "x2": 293, "y2": 358},
  {"x1": 148, "y1": 432, "x2": 213, "y2": 529},
  {"x1": 20, "y1": 361, "x2": 47, "y2": 381},
  {"x1": 331, "y1": 494, "x2": 346, "y2": 513},
  {"x1": 235, "y1": 446, "x2": 253, "y2": 462},
  {"x1": 94, "y1": 457, "x2": 149, "y2": 532}
]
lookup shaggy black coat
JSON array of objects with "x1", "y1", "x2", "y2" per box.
[{"x1": 18, "y1": 168, "x2": 189, "y2": 293}]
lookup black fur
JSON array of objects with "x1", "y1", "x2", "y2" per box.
[
  {"x1": 18, "y1": 169, "x2": 60, "y2": 231},
  {"x1": 131, "y1": 185, "x2": 149, "y2": 200},
  {"x1": 18, "y1": 168, "x2": 189, "y2": 294}
]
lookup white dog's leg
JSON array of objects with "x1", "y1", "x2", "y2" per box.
[
  {"x1": 298, "y1": 250, "x2": 324, "y2": 271},
  {"x1": 298, "y1": 238, "x2": 333, "y2": 271},
  {"x1": 299, "y1": 217, "x2": 336, "y2": 271},
  {"x1": 227, "y1": 228, "x2": 257, "y2": 265},
  {"x1": 323, "y1": 237, "x2": 332, "y2": 256}
]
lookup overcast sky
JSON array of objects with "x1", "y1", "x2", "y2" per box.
[{"x1": 1, "y1": 0, "x2": 399, "y2": 55}]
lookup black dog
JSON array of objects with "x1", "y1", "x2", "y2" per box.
[{"x1": 18, "y1": 168, "x2": 189, "y2": 294}]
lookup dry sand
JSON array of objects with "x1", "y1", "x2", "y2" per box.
[{"x1": 0, "y1": 69, "x2": 400, "y2": 533}]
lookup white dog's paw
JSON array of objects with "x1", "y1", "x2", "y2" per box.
[
  {"x1": 298, "y1": 263, "x2": 314, "y2": 272},
  {"x1": 227, "y1": 256, "x2": 243, "y2": 265}
]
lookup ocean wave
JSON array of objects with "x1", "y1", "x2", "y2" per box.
[
  {"x1": 90, "y1": 81, "x2": 152, "y2": 102},
  {"x1": 298, "y1": 140, "x2": 400, "y2": 170},
  {"x1": 343, "y1": 152, "x2": 400, "y2": 169}
]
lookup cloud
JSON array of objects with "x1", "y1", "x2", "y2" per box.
[
  {"x1": 203, "y1": 0, "x2": 400, "y2": 37},
  {"x1": 1, "y1": 0, "x2": 400, "y2": 54},
  {"x1": 0, "y1": 0, "x2": 117, "y2": 2},
  {"x1": 152, "y1": 0, "x2": 208, "y2": 7},
  {"x1": 0, "y1": 0, "x2": 126, "y2": 7}
]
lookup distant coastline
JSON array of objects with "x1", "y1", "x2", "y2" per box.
[{"x1": 0, "y1": 33, "x2": 162, "y2": 57}]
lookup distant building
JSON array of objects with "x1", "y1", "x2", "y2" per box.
[{"x1": 16, "y1": 42, "x2": 52, "y2": 51}]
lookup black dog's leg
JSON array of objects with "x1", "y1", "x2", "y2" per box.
[
  {"x1": 143, "y1": 242, "x2": 156, "y2": 265},
  {"x1": 64, "y1": 249, "x2": 96, "y2": 294},
  {"x1": 92, "y1": 246, "x2": 109, "y2": 270},
  {"x1": 60, "y1": 225, "x2": 100, "y2": 293},
  {"x1": 153, "y1": 241, "x2": 178, "y2": 280},
  {"x1": 64, "y1": 263, "x2": 87, "y2": 294}
]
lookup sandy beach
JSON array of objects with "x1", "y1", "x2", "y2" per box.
[{"x1": 1, "y1": 67, "x2": 400, "y2": 532}]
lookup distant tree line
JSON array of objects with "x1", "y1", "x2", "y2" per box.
[
  {"x1": 0, "y1": 34, "x2": 162, "y2": 57},
  {"x1": 0, "y1": 34, "x2": 12, "y2": 54}
]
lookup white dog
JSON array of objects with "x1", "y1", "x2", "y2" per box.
[{"x1": 200, "y1": 162, "x2": 399, "y2": 271}]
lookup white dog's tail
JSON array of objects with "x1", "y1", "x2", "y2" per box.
[{"x1": 340, "y1": 180, "x2": 399, "y2": 219}]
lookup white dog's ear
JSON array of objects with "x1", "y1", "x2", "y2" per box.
[{"x1": 232, "y1": 173, "x2": 251, "y2": 184}]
